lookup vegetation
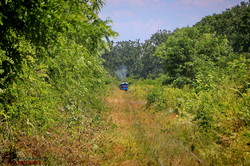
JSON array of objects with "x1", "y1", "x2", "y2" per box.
[
  {"x1": 194, "y1": 1, "x2": 250, "y2": 53},
  {"x1": 102, "y1": 29, "x2": 171, "y2": 79},
  {"x1": 102, "y1": 79, "x2": 249, "y2": 165},
  {"x1": 0, "y1": 0, "x2": 117, "y2": 164},
  {"x1": 0, "y1": 0, "x2": 249, "y2": 165}
]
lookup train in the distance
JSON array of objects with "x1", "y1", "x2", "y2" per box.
[{"x1": 120, "y1": 82, "x2": 128, "y2": 91}]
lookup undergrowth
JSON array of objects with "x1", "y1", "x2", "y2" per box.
[{"x1": 132, "y1": 77, "x2": 250, "y2": 165}]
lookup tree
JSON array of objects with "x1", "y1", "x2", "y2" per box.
[
  {"x1": 102, "y1": 30, "x2": 171, "y2": 79},
  {"x1": 195, "y1": 1, "x2": 250, "y2": 53},
  {"x1": 155, "y1": 27, "x2": 233, "y2": 88},
  {"x1": 140, "y1": 30, "x2": 171, "y2": 78},
  {"x1": 0, "y1": 0, "x2": 116, "y2": 133},
  {"x1": 102, "y1": 40, "x2": 143, "y2": 78}
]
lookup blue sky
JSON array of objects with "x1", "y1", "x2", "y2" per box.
[{"x1": 99, "y1": 0, "x2": 247, "y2": 42}]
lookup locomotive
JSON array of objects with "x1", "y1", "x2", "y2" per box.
[{"x1": 120, "y1": 82, "x2": 128, "y2": 91}]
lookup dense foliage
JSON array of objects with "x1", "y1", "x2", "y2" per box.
[
  {"x1": 0, "y1": 0, "x2": 116, "y2": 162},
  {"x1": 102, "y1": 40, "x2": 143, "y2": 77},
  {"x1": 0, "y1": 0, "x2": 249, "y2": 164},
  {"x1": 154, "y1": 27, "x2": 235, "y2": 88},
  {"x1": 154, "y1": 2, "x2": 250, "y2": 89},
  {"x1": 195, "y1": 1, "x2": 250, "y2": 53},
  {"x1": 143, "y1": 1, "x2": 249, "y2": 164}
]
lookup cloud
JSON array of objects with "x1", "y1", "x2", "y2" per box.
[
  {"x1": 102, "y1": 0, "x2": 246, "y2": 41},
  {"x1": 131, "y1": 20, "x2": 165, "y2": 33},
  {"x1": 105, "y1": 0, "x2": 144, "y2": 6},
  {"x1": 105, "y1": 0, "x2": 164, "y2": 6},
  {"x1": 178, "y1": 0, "x2": 226, "y2": 7},
  {"x1": 191, "y1": 16, "x2": 200, "y2": 22},
  {"x1": 114, "y1": 10, "x2": 136, "y2": 19},
  {"x1": 114, "y1": 19, "x2": 167, "y2": 41}
]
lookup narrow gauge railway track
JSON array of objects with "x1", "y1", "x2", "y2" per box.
[{"x1": 125, "y1": 94, "x2": 204, "y2": 166}]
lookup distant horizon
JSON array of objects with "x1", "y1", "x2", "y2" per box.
[{"x1": 100, "y1": 0, "x2": 248, "y2": 42}]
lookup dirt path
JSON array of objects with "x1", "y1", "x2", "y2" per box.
[{"x1": 101, "y1": 86, "x2": 201, "y2": 166}]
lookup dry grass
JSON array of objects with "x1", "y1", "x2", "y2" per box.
[
  {"x1": 1, "y1": 112, "x2": 109, "y2": 165},
  {"x1": 4, "y1": 125, "x2": 104, "y2": 165},
  {"x1": 100, "y1": 85, "x2": 201, "y2": 166}
]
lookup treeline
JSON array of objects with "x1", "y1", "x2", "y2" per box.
[
  {"x1": 102, "y1": 30, "x2": 171, "y2": 79},
  {"x1": 0, "y1": 0, "x2": 116, "y2": 161},
  {"x1": 102, "y1": 1, "x2": 249, "y2": 84}
]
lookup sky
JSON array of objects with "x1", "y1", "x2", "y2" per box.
[{"x1": 99, "y1": 0, "x2": 247, "y2": 42}]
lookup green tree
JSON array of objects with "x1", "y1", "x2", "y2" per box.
[
  {"x1": 102, "y1": 40, "x2": 143, "y2": 78},
  {"x1": 155, "y1": 27, "x2": 233, "y2": 88},
  {"x1": 195, "y1": 1, "x2": 250, "y2": 53},
  {"x1": 0, "y1": 0, "x2": 116, "y2": 134},
  {"x1": 102, "y1": 30, "x2": 171, "y2": 79},
  {"x1": 140, "y1": 30, "x2": 171, "y2": 78}
]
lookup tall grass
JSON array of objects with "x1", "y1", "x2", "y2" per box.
[{"x1": 137, "y1": 78, "x2": 250, "y2": 165}]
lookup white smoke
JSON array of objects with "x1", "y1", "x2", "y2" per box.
[{"x1": 116, "y1": 65, "x2": 127, "y2": 81}]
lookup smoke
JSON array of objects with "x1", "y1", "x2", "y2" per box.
[{"x1": 116, "y1": 65, "x2": 127, "y2": 81}]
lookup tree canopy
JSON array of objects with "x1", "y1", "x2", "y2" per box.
[
  {"x1": 0, "y1": 0, "x2": 116, "y2": 134},
  {"x1": 195, "y1": 1, "x2": 250, "y2": 53}
]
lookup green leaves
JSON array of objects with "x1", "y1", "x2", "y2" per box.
[
  {"x1": 195, "y1": 1, "x2": 250, "y2": 53},
  {"x1": 102, "y1": 40, "x2": 143, "y2": 78},
  {"x1": 155, "y1": 27, "x2": 234, "y2": 88},
  {"x1": 155, "y1": 27, "x2": 197, "y2": 87},
  {"x1": 0, "y1": 0, "x2": 116, "y2": 137}
]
